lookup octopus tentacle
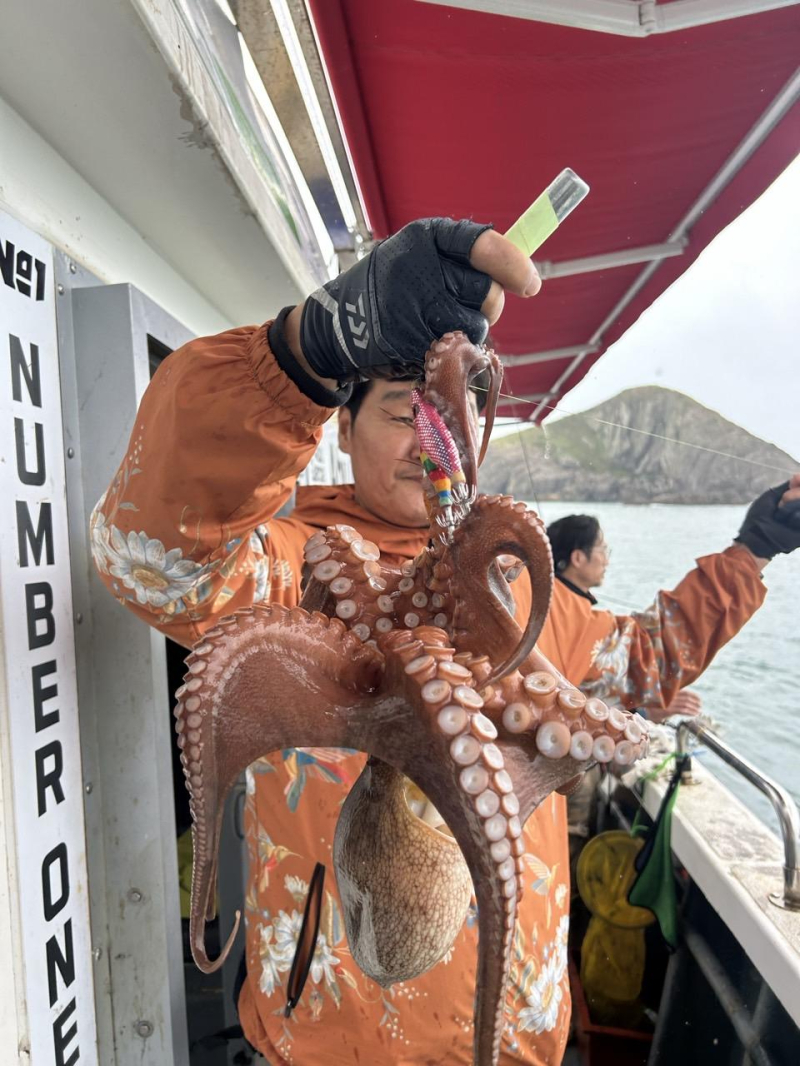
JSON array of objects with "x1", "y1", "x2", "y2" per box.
[
  {"x1": 486, "y1": 650, "x2": 649, "y2": 823},
  {"x1": 302, "y1": 495, "x2": 552, "y2": 671},
  {"x1": 447, "y1": 496, "x2": 554, "y2": 684},
  {"x1": 302, "y1": 526, "x2": 454, "y2": 638},
  {"x1": 422, "y1": 331, "x2": 502, "y2": 492},
  {"x1": 477, "y1": 348, "x2": 504, "y2": 467},
  {"x1": 174, "y1": 605, "x2": 382, "y2": 972},
  {"x1": 366, "y1": 627, "x2": 524, "y2": 1066},
  {"x1": 327, "y1": 628, "x2": 648, "y2": 1064},
  {"x1": 301, "y1": 524, "x2": 404, "y2": 640}
]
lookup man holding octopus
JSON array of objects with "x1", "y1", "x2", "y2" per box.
[{"x1": 92, "y1": 218, "x2": 799, "y2": 1064}]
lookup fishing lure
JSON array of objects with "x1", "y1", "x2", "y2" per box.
[{"x1": 411, "y1": 389, "x2": 466, "y2": 509}]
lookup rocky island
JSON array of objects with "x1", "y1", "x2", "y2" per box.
[{"x1": 481, "y1": 386, "x2": 797, "y2": 504}]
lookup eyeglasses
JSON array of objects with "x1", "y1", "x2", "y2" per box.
[{"x1": 592, "y1": 542, "x2": 611, "y2": 561}]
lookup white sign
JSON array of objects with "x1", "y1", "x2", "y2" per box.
[{"x1": 0, "y1": 211, "x2": 98, "y2": 1064}]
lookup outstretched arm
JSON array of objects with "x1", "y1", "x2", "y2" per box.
[
  {"x1": 581, "y1": 477, "x2": 800, "y2": 711},
  {"x1": 582, "y1": 545, "x2": 767, "y2": 711}
]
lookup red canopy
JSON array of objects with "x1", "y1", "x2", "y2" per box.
[{"x1": 308, "y1": 0, "x2": 799, "y2": 418}]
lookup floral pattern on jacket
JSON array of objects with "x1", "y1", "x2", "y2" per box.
[{"x1": 242, "y1": 753, "x2": 572, "y2": 1066}]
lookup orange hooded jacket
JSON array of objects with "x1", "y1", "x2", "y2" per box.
[{"x1": 90, "y1": 324, "x2": 766, "y2": 1066}]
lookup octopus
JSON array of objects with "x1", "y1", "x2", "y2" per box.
[{"x1": 174, "y1": 332, "x2": 649, "y2": 1066}]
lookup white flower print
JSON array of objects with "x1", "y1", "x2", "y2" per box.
[
  {"x1": 89, "y1": 496, "x2": 113, "y2": 574},
  {"x1": 258, "y1": 922, "x2": 292, "y2": 996},
  {"x1": 274, "y1": 908, "x2": 304, "y2": 959},
  {"x1": 249, "y1": 530, "x2": 266, "y2": 556},
  {"x1": 284, "y1": 875, "x2": 309, "y2": 901},
  {"x1": 246, "y1": 531, "x2": 272, "y2": 601},
  {"x1": 554, "y1": 915, "x2": 570, "y2": 981},
  {"x1": 555, "y1": 883, "x2": 568, "y2": 909},
  {"x1": 555, "y1": 914, "x2": 569, "y2": 950},
  {"x1": 253, "y1": 555, "x2": 270, "y2": 602},
  {"x1": 310, "y1": 933, "x2": 340, "y2": 986},
  {"x1": 106, "y1": 527, "x2": 209, "y2": 608},
  {"x1": 272, "y1": 558, "x2": 293, "y2": 590},
  {"x1": 518, "y1": 956, "x2": 563, "y2": 1035},
  {"x1": 271, "y1": 908, "x2": 340, "y2": 990}
]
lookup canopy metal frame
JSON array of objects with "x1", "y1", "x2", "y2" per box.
[
  {"x1": 416, "y1": 0, "x2": 800, "y2": 37},
  {"x1": 535, "y1": 239, "x2": 687, "y2": 281},
  {"x1": 519, "y1": 65, "x2": 800, "y2": 421},
  {"x1": 234, "y1": 0, "x2": 373, "y2": 261}
]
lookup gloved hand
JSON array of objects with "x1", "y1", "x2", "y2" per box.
[
  {"x1": 735, "y1": 475, "x2": 800, "y2": 560},
  {"x1": 300, "y1": 218, "x2": 500, "y2": 382}
]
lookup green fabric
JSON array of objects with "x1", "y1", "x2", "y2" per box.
[
  {"x1": 628, "y1": 763, "x2": 684, "y2": 949},
  {"x1": 178, "y1": 827, "x2": 218, "y2": 920}
]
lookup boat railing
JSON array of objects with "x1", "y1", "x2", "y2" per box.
[{"x1": 676, "y1": 718, "x2": 800, "y2": 912}]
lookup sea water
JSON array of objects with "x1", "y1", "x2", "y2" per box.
[{"x1": 531, "y1": 500, "x2": 799, "y2": 836}]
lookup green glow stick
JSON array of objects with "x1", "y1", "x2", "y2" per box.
[{"x1": 504, "y1": 168, "x2": 590, "y2": 257}]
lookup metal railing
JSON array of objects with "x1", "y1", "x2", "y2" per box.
[{"x1": 677, "y1": 719, "x2": 800, "y2": 911}]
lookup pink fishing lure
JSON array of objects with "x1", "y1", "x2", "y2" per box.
[{"x1": 411, "y1": 390, "x2": 464, "y2": 479}]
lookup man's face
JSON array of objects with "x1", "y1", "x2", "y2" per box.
[
  {"x1": 573, "y1": 532, "x2": 610, "y2": 589},
  {"x1": 338, "y1": 381, "x2": 428, "y2": 528}
]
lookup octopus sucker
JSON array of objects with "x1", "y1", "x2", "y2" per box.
[
  {"x1": 174, "y1": 605, "x2": 383, "y2": 972},
  {"x1": 180, "y1": 335, "x2": 651, "y2": 1065}
]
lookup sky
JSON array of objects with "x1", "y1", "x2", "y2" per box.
[{"x1": 527, "y1": 153, "x2": 800, "y2": 461}]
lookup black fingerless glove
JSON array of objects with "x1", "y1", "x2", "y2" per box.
[
  {"x1": 300, "y1": 218, "x2": 493, "y2": 382},
  {"x1": 734, "y1": 481, "x2": 800, "y2": 560}
]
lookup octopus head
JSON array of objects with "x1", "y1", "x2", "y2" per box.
[{"x1": 412, "y1": 333, "x2": 503, "y2": 530}]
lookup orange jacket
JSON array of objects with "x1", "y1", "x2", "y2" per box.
[
  {"x1": 91, "y1": 324, "x2": 766, "y2": 1066},
  {"x1": 538, "y1": 554, "x2": 766, "y2": 713}
]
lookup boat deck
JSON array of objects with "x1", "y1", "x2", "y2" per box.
[{"x1": 631, "y1": 755, "x2": 800, "y2": 1028}]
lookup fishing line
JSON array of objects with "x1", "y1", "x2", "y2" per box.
[
  {"x1": 517, "y1": 430, "x2": 542, "y2": 517},
  {"x1": 505, "y1": 392, "x2": 544, "y2": 519},
  {"x1": 473, "y1": 381, "x2": 795, "y2": 617},
  {"x1": 474, "y1": 387, "x2": 797, "y2": 476},
  {"x1": 586, "y1": 590, "x2": 642, "y2": 613}
]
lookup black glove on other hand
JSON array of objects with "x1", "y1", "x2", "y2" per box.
[
  {"x1": 300, "y1": 218, "x2": 493, "y2": 382},
  {"x1": 735, "y1": 481, "x2": 800, "y2": 560}
]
